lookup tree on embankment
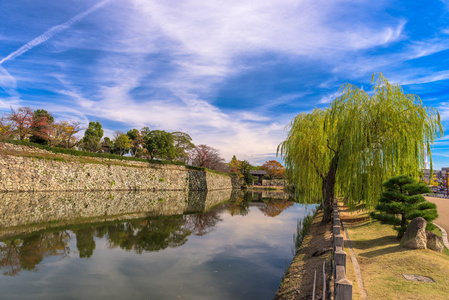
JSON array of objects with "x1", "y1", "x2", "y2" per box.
[
  {"x1": 278, "y1": 74, "x2": 443, "y2": 224},
  {"x1": 371, "y1": 175, "x2": 438, "y2": 238}
]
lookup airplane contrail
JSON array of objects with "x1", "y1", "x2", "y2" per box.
[{"x1": 0, "y1": 0, "x2": 110, "y2": 65}]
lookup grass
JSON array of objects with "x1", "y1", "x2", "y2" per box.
[
  {"x1": 340, "y1": 204, "x2": 449, "y2": 300},
  {"x1": 293, "y1": 207, "x2": 317, "y2": 250},
  {"x1": 1, "y1": 140, "x2": 232, "y2": 176}
]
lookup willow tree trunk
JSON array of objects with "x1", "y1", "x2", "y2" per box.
[{"x1": 321, "y1": 155, "x2": 338, "y2": 224}]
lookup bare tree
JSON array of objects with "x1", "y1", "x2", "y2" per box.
[
  {"x1": 189, "y1": 144, "x2": 226, "y2": 171},
  {"x1": 7, "y1": 107, "x2": 34, "y2": 140}
]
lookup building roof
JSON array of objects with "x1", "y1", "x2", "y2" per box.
[{"x1": 249, "y1": 170, "x2": 267, "y2": 175}]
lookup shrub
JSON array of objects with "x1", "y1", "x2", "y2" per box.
[{"x1": 371, "y1": 175, "x2": 438, "y2": 238}]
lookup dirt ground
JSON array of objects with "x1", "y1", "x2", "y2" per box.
[{"x1": 274, "y1": 211, "x2": 332, "y2": 300}]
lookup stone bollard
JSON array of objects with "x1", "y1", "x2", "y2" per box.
[
  {"x1": 335, "y1": 265, "x2": 345, "y2": 281},
  {"x1": 334, "y1": 248, "x2": 346, "y2": 273},
  {"x1": 333, "y1": 225, "x2": 341, "y2": 236},
  {"x1": 333, "y1": 217, "x2": 341, "y2": 227},
  {"x1": 333, "y1": 212, "x2": 340, "y2": 220},
  {"x1": 335, "y1": 278, "x2": 353, "y2": 300},
  {"x1": 333, "y1": 234, "x2": 344, "y2": 251}
]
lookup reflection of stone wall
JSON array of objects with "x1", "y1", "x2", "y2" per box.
[
  {"x1": 0, "y1": 190, "x2": 233, "y2": 237},
  {"x1": 186, "y1": 190, "x2": 232, "y2": 212},
  {"x1": 0, "y1": 143, "x2": 234, "y2": 192},
  {"x1": 0, "y1": 191, "x2": 186, "y2": 228}
]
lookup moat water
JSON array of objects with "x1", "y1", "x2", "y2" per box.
[{"x1": 0, "y1": 191, "x2": 316, "y2": 300}]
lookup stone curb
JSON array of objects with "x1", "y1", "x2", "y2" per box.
[{"x1": 434, "y1": 223, "x2": 449, "y2": 249}]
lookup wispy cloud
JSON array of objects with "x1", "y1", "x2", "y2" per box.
[
  {"x1": 319, "y1": 91, "x2": 342, "y2": 104},
  {"x1": 0, "y1": 0, "x2": 110, "y2": 65}
]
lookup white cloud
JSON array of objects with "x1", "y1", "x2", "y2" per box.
[
  {"x1": 0, "y1": 0, "x2": 110, "y2": 65},
  {"x1": 437, "y1": 102, "x2": 449, "y2": 121},
  {"x1": 319, "y1": 91, "x2": 342, "y2": 104},
  {"x1": 399, "y1": 71, "x2": 449, "y2": 86},
  {"x1": 0, "y1": 0, "x2": 414, "y2": 166}
]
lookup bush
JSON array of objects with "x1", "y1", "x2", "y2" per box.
[
  {"x1": 1, "y1": 139, "x2": 186, "y2": 166},
  {"x1": 371, "y1": 175, "x2": 438, "y2": 238}
]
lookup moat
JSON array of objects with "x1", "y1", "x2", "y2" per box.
[{"x1": 0, "y1": 191, "x2": 316, "y2": 300}]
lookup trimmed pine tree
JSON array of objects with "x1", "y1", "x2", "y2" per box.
[{"x1": 371, "y1": 175, "x2": 438, "y2": 238}]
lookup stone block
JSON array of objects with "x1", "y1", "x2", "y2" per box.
[
  {"x1": 335, "y1": 278, "x2": 352, "y2": 300},
  {"x1": 400, "y1": 217, "x2": 427, "y2": 249},
  {"x1": 333, "y1": 218, "x2": 341, "y2": 227},
  {"x1": 334, "y1": 234, "x2": 344, "y2": 251},
  {"x1": 334, "y1": 249, "x2": 346, "y2": 272},
  {"x1": 335, "y1": 265, "x2": 346, "y2": 282},
  {"x1": 426, "y1": 231, "x2": 444, "y2": 252},
  {"x1": 333, "y1": 225, "x2": 341, "y2": 235}
]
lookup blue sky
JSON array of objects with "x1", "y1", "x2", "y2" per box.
[{"x1": 0, "y1": 0, "x2": 449, "y2": 167}]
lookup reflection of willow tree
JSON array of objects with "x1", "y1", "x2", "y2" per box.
[
  {"x1": 106, "y1": 216, "x2": 191, "y2": 253},
  {"x1": 0, "y1": 232, "x2": 71, "y2": 276},
  {"x1": 184, "y1": 210, "x2": 223, "y2": 236},
  {"x1": 75, "y1": 228, "x2": 96, "y2": 259},
  {"x1": 228, "y1": 192, "x2": 252, "y2": 216},
  {"x1": 258, "y1": 200, "x2": 295, "y2": 217}
]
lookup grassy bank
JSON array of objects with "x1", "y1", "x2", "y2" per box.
[
  {"x1": 340, "y1": 205, "x2": 449, "y2": 300},
  {"x1": 277, "y1": 204, "x2": 449, "y2": 300}
]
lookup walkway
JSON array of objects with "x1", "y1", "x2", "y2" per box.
[{"x1": 425, "y1": 196, "x2": 449, "y2": 249}]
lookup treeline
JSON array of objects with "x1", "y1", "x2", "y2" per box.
[
  {"x1": 0, "y1": 107, "x2": 286, "y2": 175},
  {"x1": 0, "y1": 107, "x2": 227, "y2": 172}
]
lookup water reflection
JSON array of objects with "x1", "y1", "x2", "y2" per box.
[
  {"x1": 0, "y1": 190, "x2": 233, "y2": 238},
  {"x1": 106, "y1": 217, "x2": 191, "y2": 253},
  {"x1": 0, "y1": 191, "x2": 315, "y2": 300},
  {"x1": 0, "y1": 231, "x2": 71, "y2": 276}
]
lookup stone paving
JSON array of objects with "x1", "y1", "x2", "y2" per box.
[{"x1": 425, "y1": 196, "x2": 449, "y2": 249}]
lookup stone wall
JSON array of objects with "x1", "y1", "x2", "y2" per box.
[{"x1": 0, "y1": 142, "x2": 234, "y2": 192}]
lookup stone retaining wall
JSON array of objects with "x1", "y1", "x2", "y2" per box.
[{"x1": 0, "y1": 143, "x2": 234, "y2": 192}]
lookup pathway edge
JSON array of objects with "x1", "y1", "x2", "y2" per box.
[{"x1": 434, "y1": 223, "x2": 449, "y2": 249}]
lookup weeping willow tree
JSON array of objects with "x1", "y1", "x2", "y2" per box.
[{"x1": 278, "y1": 74, "x2": 443, "y2": 223}]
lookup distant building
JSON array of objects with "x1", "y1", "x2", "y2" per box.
[
  {"x1": 249, "y1": 170, "x2": 267, "y2": 185},
  {"x1": 423, "y1": 168, "x2": 449, "y2": 183}
]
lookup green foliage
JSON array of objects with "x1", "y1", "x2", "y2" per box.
[
  {"x1": 171, "y1": 131, "x2": 195, "y2": 161},
  {"x1": 1, "y1": 139, "x2": 187, "y2": 166},
  {"x1": 159, "y1": 178, "x2": 165, "y2": 182},
  {"x1": 279, "y1": 74, "x2": 443, "y2": 222},
  {"x1": 240, "y1": 160, "x2": 253, "y2": 184},
  {"x1": 113, "y1": 133, "x2": 131, "y2": 156},
  {"x1": 145, "y1": 130, "x2": 177, "y2": 160},
  {"x1": 185, "y1": 165, "x2": 205, "y2": 171},
  {"x1": 82, "y1": 121, "x2": 103, "y2": 152},
  {"x1": 100, "y1": 137, "x2": 113, "y2": 153},
  {"x1": 293, "y1": 207, "x2": 317, "y2": 251},
  {"x1": 371, "y1": 175, "x2": 438, "y2": 238}
]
